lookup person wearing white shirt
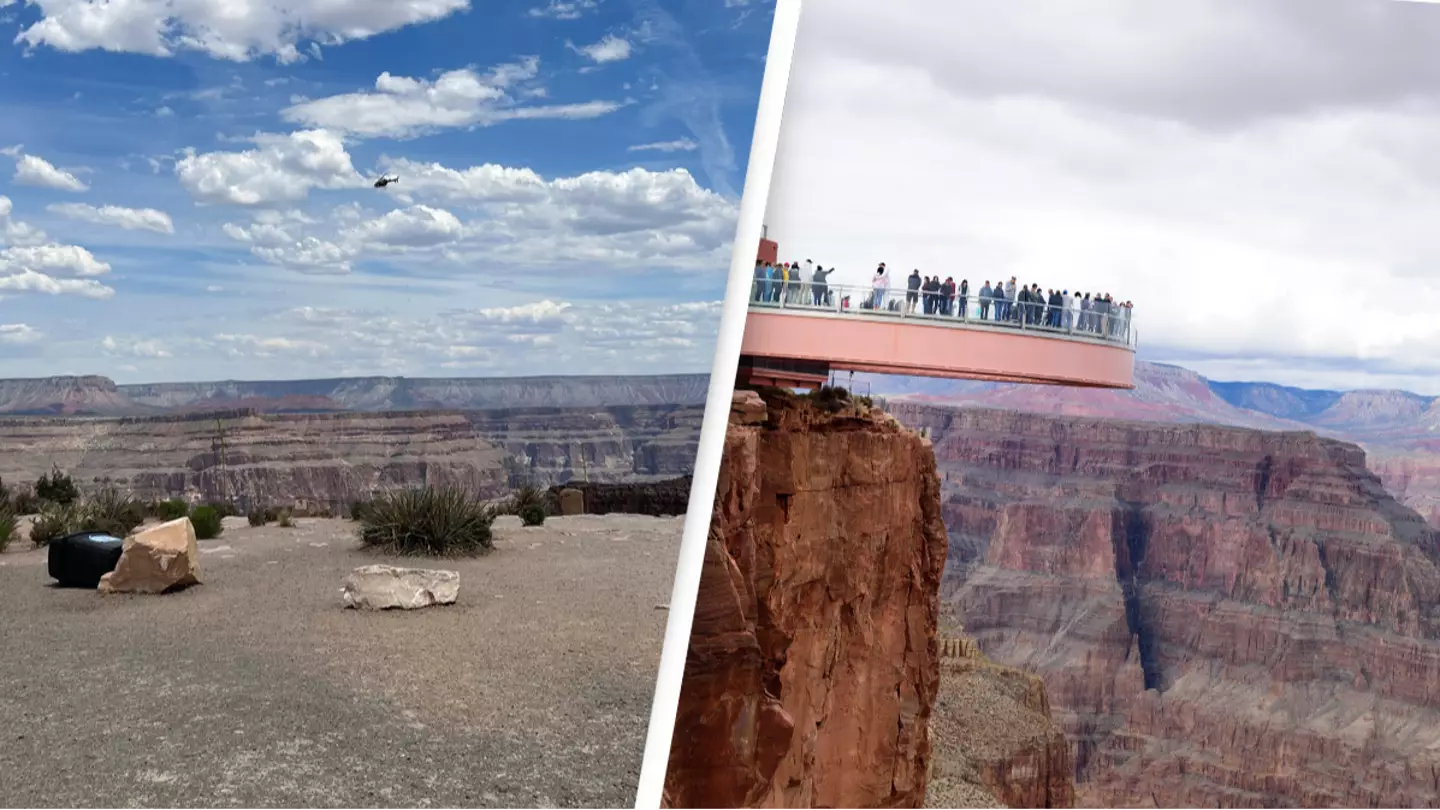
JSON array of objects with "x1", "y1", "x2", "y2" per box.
[
  {"x1": 871, "y1": 263, "x2": 890, "y2": 310},
  {"x1": 1061, "y1": 290, "x2": 1074, "y2": 330}
]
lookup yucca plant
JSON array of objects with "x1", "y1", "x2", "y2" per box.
[
  {"x1": 358, "y1": 486, "x2": 495, "y2": 556},
  {"x1": 81, "y1": 487, "x2": 146, "y2": 538}
]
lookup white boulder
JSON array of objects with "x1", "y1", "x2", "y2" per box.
[{"x1": 342, "y1": 565, "x2": 459, "y2": 610}]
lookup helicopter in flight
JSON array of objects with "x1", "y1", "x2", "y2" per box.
[{"x1": 372, "y1": 174, "x2": 400, "y2": 189}]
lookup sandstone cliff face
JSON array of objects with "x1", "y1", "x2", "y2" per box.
[
  {"x1": 888, "y1": 403, "x2": 1440, "y2": 808},
  {"x1": 0, "y1": 405, "x2": 700, "y2": 510},
  {"x1": 665, "y1": 391, "x2": 947, "y2": 808}
]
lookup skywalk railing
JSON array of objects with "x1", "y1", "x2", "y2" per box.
[{"x1": 746, "y1": 278, "x2": 1138, "y2": 349}]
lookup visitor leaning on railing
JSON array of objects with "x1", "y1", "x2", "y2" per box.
[{"x1": 747, "y1": 269, "x2": 1135, "y2": 345}]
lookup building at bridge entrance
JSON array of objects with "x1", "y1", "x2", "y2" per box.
[{"x1": 740, "y1": 235, "x2": 1136, "y2": 391}]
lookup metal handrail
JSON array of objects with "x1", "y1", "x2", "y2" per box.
[{"x1": 744, "y1": 277, "x2": 1138, "y2": 349}]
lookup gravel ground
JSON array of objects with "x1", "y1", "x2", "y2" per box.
[{"x1": 0, "y1": 514, "x2": 680, "y2": 808}]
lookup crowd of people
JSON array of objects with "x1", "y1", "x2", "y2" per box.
[{"x1": 751, "y1": 259, "x2": 1133, "y2": 341}]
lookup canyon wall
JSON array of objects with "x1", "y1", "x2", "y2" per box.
[
  {"x1": 0, "y1": 374, "x2": 709, "y2": 416},
  {"x1": 0, "y1": 405, "x2": 700, "y2": 510},
  {"x1": 928, "y1": 627, "x2": 1075, "y2": 809},
  {"x1": 888, "y1": 402, "x2": 1440, "y2": 807},
  {"x1": 664, "y1": 390, "x2": 947, "y2": 808}
]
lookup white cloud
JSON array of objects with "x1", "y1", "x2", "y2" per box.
[
  {"x1": 569, "y1": 34, "x2": 632, "y2": 63},
  {"x1": 100, "y1": 335, "x2": 171, "y2": 358},
  {"x1": 0, "y1": 324, "x2": 41, "y2": 345},
  {"x1": 629, "y1": 138, "x2": 699, "y2": 153},
  {"x1": 48, "y1": 202, "x2": 175, "y2": 234},
  {"x1": 281, "y1": 59, "x2": 623, "y2": 139},
  {"x1": 341, "y1": 204, "x2": 464, "y2": 247},
  {"x1": 217, "y1": 161, "x2": 738, "y2": 274},
  {"x1": 13, "y1": 153, "x2": 88, "y2": 191},
  {"x1": 0, "y1": 196, "x2": 48, "y2": 247},
  {"x1": 0, "y1": 244, "x2": 109, "y2": 277},
  {"x1": 476, "y1": 300, "x2": 573, "y2": 325},
  {"x1": 766, "y1": 0, "x2": 1440, "y2": 391},
  {"x1": 0, "y1": 269, "x2": 112, "y2": 299},
  {"x1": 175, "y1": 129, "x2": 362, "y2": 205},
  {"x1": 528, "y1": 0, "x2": 598, "y2": 19},
  {"x1": 12, "y1": 0, "x2": 469, "y2": 63}
]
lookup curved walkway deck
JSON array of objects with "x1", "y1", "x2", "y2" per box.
[{"x1": 738, "y1": 282, "x2": 1136, "y2": 390}]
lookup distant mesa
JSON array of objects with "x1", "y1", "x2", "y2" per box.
[{"x1": 0, "y1": 373, "x2": 712, "y2": 417}]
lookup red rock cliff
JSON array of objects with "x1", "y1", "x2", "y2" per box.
[
  {"x1": 888, "y1": 403, "x2": 1440, "y2": 808},
  {"x1": 664, "y1": 390, "x2": 948, "y2": 808}
]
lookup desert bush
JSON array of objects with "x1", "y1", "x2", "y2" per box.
[
  {"x1": 505, "y1": 485, "x2": 554, "y2": 517},
  {"x1": 247, "y1": 509, "x2": 267, "y2": 527},
  {"x1": 205, "y1": 501, "x2": 239, "y2": 519},
  {"x1": 350, "y1": 499, "x2": 372, "y2": 522},
  {"x1": 358, "y1": 486, "x2": 495, "y2": 556},
  {"x1": 263, "y1": 506, "x2": 281, "y2": 523},
  {"x1": 81, "y1": 488, "x2": 146, "y2": 538},
  {"x1": 156, "y1": 499, "x2": 191, "y2": 521},
  {"x1": 35, "y1": 466, "x2": 79, "y2": 506},
  {"x1": 189, "y1": 505, "x2": 224, "y2": 540},
  {"x1": 0, "y1": 509, "x2": 15, "y2": 553},
  {"x1": 277, "y1": 509, "x2": 295, "y2": 528},
  {"x1": 29, "y1": 503, "x2": 81, "y2": 547},
  {"x1": 10, "y1": 488, "x2": 38, "y2": 515},
  {"x1": 519, "y1": 503, "x2": 547, "y2": 527}
]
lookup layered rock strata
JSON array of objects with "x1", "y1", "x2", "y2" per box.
[
  {"x1": 928, "y1": 627, "x2": 1075, "y2": 809},
  {"x1": 0, "y1": 405, "x2": 700, "y2": 510},
  {"x1": 887, "y1": 403, "x2": 1440, "y2": 808},
  {"x1": 664, "y1": 390, "x2": 948, "y2": 808}
]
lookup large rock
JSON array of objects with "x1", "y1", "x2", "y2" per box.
[
  {"x1": 97, "y1": 517, "x2": 202, "y2": 594},
  {"x1": 893, "y1": 403, "x2": 1440, "y2": 808},
  {"x1": 665, "y1": 390, "x2": 947, "y2": 808},
  {"x1": 342, "y1": 565, "x2": 459, "y2": 610},
  {"x1": 558, "y1": 488, "x2": 585, "y2": 516}
]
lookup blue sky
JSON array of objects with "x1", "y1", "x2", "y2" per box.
[{"x1": 0, "y1": 0, "x2": 772, "y2": 382}]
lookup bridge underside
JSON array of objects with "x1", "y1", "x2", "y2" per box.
[{"x1": 738, "y1": 310, "x2": 1135, "y2": 391}]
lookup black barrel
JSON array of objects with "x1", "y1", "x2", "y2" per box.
[{"x1": 48, "y1": 532, "x2": 126, "y2": 588}]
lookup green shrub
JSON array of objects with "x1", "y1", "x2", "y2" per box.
[
  {"x1": 358, "y1": 486, "x2": 495, "y2": 557},
  {"x1": 263, "y1": 506, "x2": 281, "y2": 523},
  {"x1": 505, "y1": 485, "x2": 553, "y2": 517},
  {"x1": 205, "y1": 501, "x2": 239, "y2": 519},
  {"x1": 35, "y1": 466, "x2": 79, "y2": 506},
  {"x1": 81, "y1": 488, "x2": 145, "y2": 538},
  {"x1": 277, "y1": 509, "x2": 295, "y2": 528},
  {"x1": 29, "y1": 503, "x2": 80, "y2": 547},
  {"x1": 519, "y1": 503, "x2": 546, "y2": 527},
  {"x1": 247, "y1": 509, "x2": 267, "y2": 527},
  {"x1": 0, "y1": 509, "x2": 15, "y2": 553},
  {"x1": 350, "y1": 499, "x2": 371, "y2": 522},
  {"x1": 156, "y1": 499, "x2": 191, "y2": 521},
  {"x1": 189, "y1": 505, "x2": 224, "y2": 540},
  {"x1": 10, "y1": 489, "x2": 38, "y2": 515}
]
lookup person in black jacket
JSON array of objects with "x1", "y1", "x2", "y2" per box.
[
  {"x1": 978, "y1": 281, "x2": 992, "y2": 320},
  {"x1": 906, "y1": 270, "x2": 922, "y2": 313},
  {"x1": 958, "y1": 279, "x2": 969, "y2": 319},
  {"x1": 811, "y1": 264, "x2": 835, "y2": 306}
]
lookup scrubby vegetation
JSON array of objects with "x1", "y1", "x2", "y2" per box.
[
  {"x1": 0, "y1": 509, "x2": 15, "y2": 553},
  {"x1": 519, "y1": 503, "x2": 547, "y2": 527},
  {"x1": 276, "y1": 509, "x2": 295, "y2": 528},
  {"x1": 357, "y1": 486, "x2": 495, "y2": 556},
  {"x1": 247, "y1": 509, "x2": 267, "y2": 527},
  {"x1": 83, "y1": 488, "x2": 146, "y2": 538},
  {"x1": 189, "y1": 505, "x2": 224, "y2": 540},
  {"x1": 155, "y1": 499, "x2": 191, "y2": 522},
  {"x1": 34, "y1": 466, "x2": 79, "y2": 506},
  {"x1": 350, "y1": 499, "x2": 372, "y2": 522},
  {"x1": 29, "y1": 503, "x2": 80, "y2": 547}
]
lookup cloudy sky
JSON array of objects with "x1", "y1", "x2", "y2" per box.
[
  {"x1": 0, "y1": 0, "x2": 771, "y2": 382},
  {"x1": 764, "y1": 0, "x2": 1440, "y2": 394}
]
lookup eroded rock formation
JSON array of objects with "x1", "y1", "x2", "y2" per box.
[
  {"x1": 0, "y1": 405, "x2": 700, "y2": 511},
  {"x1": 665, "y1": 390, "x2": 948, "y2": 808},
  {"x1": 890, "y1": 403, "x2": 1440, "y2": 808},
  {"x1": 928, "y1": 626, "x2": 1075, "y2": 809}
]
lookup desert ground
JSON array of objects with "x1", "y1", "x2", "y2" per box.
[{"x1": 0, "y1": 513, "x2": 680, "y2": 808}]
